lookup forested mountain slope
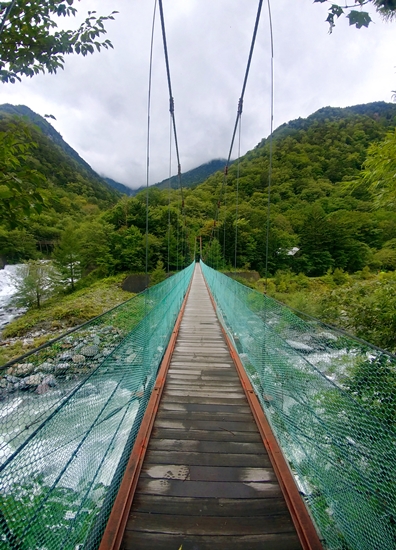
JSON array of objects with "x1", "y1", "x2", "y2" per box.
[
  {"x1": 186, "y1": 101, "x2": 396, "y2": 275},
  {"x1": 2, "y1": 101, "x2": 396, "y2": 281},
  {"x1": 131, "y1": 158, "x2": 228, "y2": 195},
  {"x1": 0, "y1": 104, "x2": 120, "y2": 205},
  {"x1": 0, "y1": 106, "x2": 120, "y2": 263}
]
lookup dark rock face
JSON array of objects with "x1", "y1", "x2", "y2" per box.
[{"x1": 122, "y1": 274, "x2": 148, "y2": 293}]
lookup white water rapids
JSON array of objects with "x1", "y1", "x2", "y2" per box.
[{"x1": 0, "y1": 264, "x2": 26, "y2": 333}]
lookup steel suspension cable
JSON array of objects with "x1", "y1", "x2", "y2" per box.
[
  {"x1": 234, "y1": 116, "x2": 242, "y2": 270},
  {"x1": 264, "y1": 0, "x2": 274, "y2": 291},
  {"x1": 167, "y1": 112, "x2": 172, "y2": 274},
  {"x1": 145, "y1": 0, "x2": 158, "y2": 288},
  {"x1": 226, "y1": 0, "x2": 263, "y2": 168},
  {"x1": 210, "y1": 0, "x2": 264, "y2": 255},
  {"x1": 158, "y1": 0, "x2": 187, "y2": 269}
]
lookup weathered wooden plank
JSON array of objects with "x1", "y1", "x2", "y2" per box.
[
  {"x1": 159, "y1": 402, "x2": 252, "y2": 414},
  {"x1": 164, "y1": 383, "x2": 244, "y2": 392},
  {"x1": 135, "y1": 478, "x2": 283, "y2": 499},
  {"x1": 140, "y1": 464, "x2": 277, "y2": 482},
  {"x1": 159, "y1": 395, "x2": 251, "y2": 406},
  {"x1": 122, "y1": 532, "x2": 302, "y2": 550},
  {"x1": 167, "y1": 368, "x2": 236, "y2": 376},
  {"x1": 163, "y1": 389, "x2": 246, "y2": 399},
  {"x1": 173, "y1": 349, "x2": 231, "y2": 355},
  {"x1": 151, "y1": 427, "x2": 261, "y2": 443},
  {"x1": 126, "y1": 511, "x2": 296, "y2": 535},
  {"x1": 171, "y1": 366, "x2": 235, "y2": 374},
  {"x1": 156, "y1": 410, "x2": 254, "y2": 422},
  {"x1": 167, "y1": 374, "x2": 240, "y2": 382},
  {"x1": 144, "y1": 450, "x2": 270, "y2": 467},
  {"x1": 171, "y1": 354, "x2": 234, "y2": 363},
  {"x1": 153, "y1": 418, "x2": 260, "y2": 433},
  {"x1": 147, "y1": 439, "x2": 264, "y2": 454},
  {"x1": 166, "y1": 379, "x2": 240, "y2": 387},
  {"x1": 132, "y1": 494, "x2": 289, "y2": 517}
]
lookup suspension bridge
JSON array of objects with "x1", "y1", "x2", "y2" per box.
[
  {"x1": 1, "y1": 0, "x2": 396, "y2": 548},
  {"x1": 0, "y1": 261, "x2": 395, "y2": 550}
]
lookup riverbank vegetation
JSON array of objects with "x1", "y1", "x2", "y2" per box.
[{"x1": 261, "y1": 268, "x2": 396, "y2": 353}]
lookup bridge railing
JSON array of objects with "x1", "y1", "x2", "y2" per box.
[
  {"x1": 201, "y1": 261, "x2": 396, "y2": 550},
  {"x1": 0, "y1": 263, "x2": 194, "y2": 550}
]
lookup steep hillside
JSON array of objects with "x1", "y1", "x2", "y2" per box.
[
  {"x1": 0, "y1": 104, "x2": 99, "y2": 176},
  {"x1": 103, "y1": 177, "x2": 133, "y2": 196},
  {"x1": 0, "y1": 106, "x2": 120, "y2": 203},
  {"x1": 131, "y1": 159, "x2": 228, "y2": 196},
  {"x1": 0, "y1": 105, "x2": 120, "y2": 261},
  {"x1": 185, "y1": 101, "x2": 396, "y2": 275},
  {"x1": 2, "y1": 100, "x2": 396, "y2": 280}
]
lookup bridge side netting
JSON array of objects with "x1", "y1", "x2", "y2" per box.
[
  {"x1": 0, "y1": 262, "x2": 194, "y2": 550},
  {"x1": 201, "y1": 261, "x2": 396, "y2": 550}
]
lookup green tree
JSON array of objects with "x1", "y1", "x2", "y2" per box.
[
  {"x1": 297, "y1": 205, "x2": 334, "y2": 276},
  {"x1": 0, "y1": 121, "x2": 47, "y2": 228},
  {"x1": 11, "y1": 260, "x2": 55, "y2": 308},
  {"x1": 360, "y1": 129, "x2": 396, "y2": 209},
  {"x1": 0, "y1": 227, "x2": 37, "y2": 262},
  {"x1": 110, "y1": 225, "x2": 144, "y2": 272},
  {"x1": 76, "y1": 219, "x2": 115, "y2": 275},
  {"x1": 53, "y1": 226, "x2": 82, "y2": 290},
  {"x1": 150, "y1": 260, "x2": 167, "y2": 286},
  {"x1": 203, "y1": 238, "x2": 225, "y2": 269},
  {"x1": 0, "y1": 1, "x2": 117, "y2": 83}
]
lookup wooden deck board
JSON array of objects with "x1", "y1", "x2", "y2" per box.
[
  {"x1": 122, "y1": 532, "x2": 303, "y2": 550},
  {"x1": 121, "y1": 264, "x2": 302, "y2": 550}
]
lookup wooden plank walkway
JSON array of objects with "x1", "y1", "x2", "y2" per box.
[{"x1": 120, "y1": 264, "x2": 303, "y2": 550}]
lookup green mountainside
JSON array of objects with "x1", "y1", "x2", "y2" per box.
[
  {"x1": 0, "y1": 104, "x2": 99, "y2": 176},
  {"x1": 131, "y1": 159, "x2": 228, "y2": 196},
  {"x1": 0, "y1": 104, "x2": 120, "y2": 205},
  {"x1": 103, "y1": 177, "x2": 133, "y2": 196}
]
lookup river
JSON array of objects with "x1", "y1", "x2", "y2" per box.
[{"x1": 0, "y1": 264, "x2": 26, "y2": 333}]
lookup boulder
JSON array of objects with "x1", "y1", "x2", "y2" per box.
[
  {"x1": 6, "y1": 375, "x2": 20, "y2": 384},
  {"x1": 42, "y1": 375, "x2": 57, "y2": 387},
  {"x1": 24, "y1": 373, "x2": 44, "y2": 387},
  {"x1": 72, "y1": 354, "x2": 86, "y2": 364},
  {"x1": 55, "y1": 362, "x2": 70, "y2": 373},
  {"x1": 80, "y1": 345, "x2": 99, "y2": 357},
  {"x1": 36, "y1": 383, "x2": 50, "y2": 395},
  {"x1": 14, "y1": 363, "x2": 34, "y2": 376},
  {"x1": 39, "y1": 362, "x2": 55, "y2": 372}
]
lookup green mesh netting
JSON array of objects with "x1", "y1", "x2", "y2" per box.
[
  {"x1": 0, "y1": 263, "x2": 194, "y2": 550},
  {"x1": 201, "y1": 261, "x2": 396, "y2": 550}
]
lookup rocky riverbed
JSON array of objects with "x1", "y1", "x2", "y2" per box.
[{"x1": 0, "y1": 323, "x2": 125, "y2": 399}]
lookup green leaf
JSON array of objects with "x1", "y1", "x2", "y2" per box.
[
  {"x1": 347, "y1": 10, "x2": 372, "y2": 28},
  {"x1": 0, "y1": 185, "x2": 13, "y2": 199}
]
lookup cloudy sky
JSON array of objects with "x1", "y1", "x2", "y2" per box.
[{"x1": 2, "y1": 0, "x2": 396, "y2": 189}]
